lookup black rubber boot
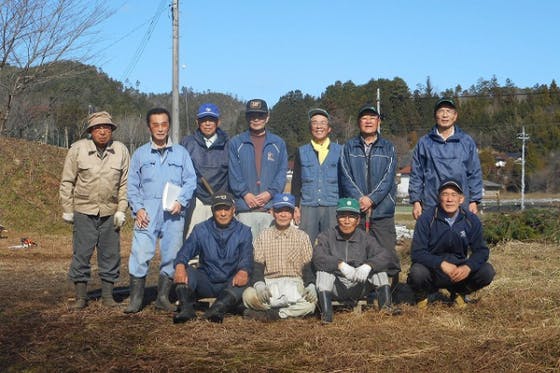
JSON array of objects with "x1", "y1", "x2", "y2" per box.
[
  {"x1": 203, "y1": 291, "x2": 238, "y2": 323},
  {"x1": 318, "y1": 291, "x2": 333, "y2": 323},
  {"x1": 377, "y1": 285, "x2": 402, "y2": 316},
  {"x1": 101, "y1": 280, "x2": 120, "y2": 307},
  {"x1": 124, "y1": 276, "x2": 145, "y2": 314},
  {"x1": 154, "y1": 274, "x2": 177, "y2": 312},
  {"x1": 72, "y1": 282, "x2": 88, "y2": 310},
  {"x1": 173, "y1": 285, "x2": 197, "y2": 323}
]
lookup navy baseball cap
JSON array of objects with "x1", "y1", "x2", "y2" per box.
[
  {"x1": 246, "y1": 99, "x2": 269, "y2": 114},
  {"x1": 358, "y1": 104, "x2": 380, "y2": 118},
  {"x1": 197, "y1": 103, "x2": 220, "y2": 119},
  {"x1": 438, "y1": 179, "x2": 464, "y2": 194},
  {"x1": 272, "y1": 193, "x2": 295, "y2": 210},
  {"x1": 211, "y1": 192, "x2": 235, "y2": 208}
]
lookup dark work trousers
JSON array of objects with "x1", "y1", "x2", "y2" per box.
[
  {"x1": 407, "y1": 262, "x2": 495, "y2": 297},
  {"x1": 185, "y1": 265, "x2": 245, "y2": 301},
  {"x1": 68, "y1": 212, "x2": 120, "y2": 283}
]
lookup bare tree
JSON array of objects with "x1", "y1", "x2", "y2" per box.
[{"x1": 0, "y1": 0, "x2": 110, "y2": 134}]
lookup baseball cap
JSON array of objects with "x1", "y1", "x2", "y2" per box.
[
  {"x1": 434, "y1": 98, "x2": 457, "y2": 113},
  {"x1": 336, "y1": 198, "x2": 360, "y2": 214},
  {"x1": 271, "y1": 193, "x2": 295, "y2": 210},
  {"x1": 211, "y1": 192, "x2": 235, "y2": 209},
  {"x1": 438, "y1": 179, "x2": 464, "y2": 194},
  {"x1": 308, "y1": 108, "x2": 330, "y2": 121},
  {"x1": 246, "y1": 99, "x2": 269, "y2": 114},
  {"x1": 197, "y1": 103, "x2": 220, "y2": 119},
  {"x1": 86, "y1": 111, "x2": 116, "y2": 131},
  {"x1": 358, "y1": 104, "x2": 380, "y2": 118}
]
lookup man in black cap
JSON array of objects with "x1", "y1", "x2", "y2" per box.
[
  {"x1": 172, "y1": 192, "x2": 253, "y2": 323},
  {"x1": 409, "y1": 98, "x2": 483, "y2": 220},
  {"x1": 228, "y1": 98, "x2": 288, "y2": 240},
  {"x1": 339, "y1": 103, "x2": 399, "y2": 261},
  {"x1": 407, "y1": 179, "x2": 495, "y2": 308}
]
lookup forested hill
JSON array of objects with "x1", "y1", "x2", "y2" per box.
[{"x1": 2, "y1": 61, "x2": 560, "y2": 193}]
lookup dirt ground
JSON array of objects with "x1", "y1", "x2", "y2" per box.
[{"x1": 1, "y1": 230, "x2": 559, "y2": 372}]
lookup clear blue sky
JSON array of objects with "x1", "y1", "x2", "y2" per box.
[{"x1": 93, "y1": 0, "x2": 560, "y2": 106}]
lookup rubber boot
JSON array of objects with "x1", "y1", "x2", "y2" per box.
[
  {"x1": 377, "y1": 285, "x2": 402, "y2": 316},
  {"x1": 101, "y1": 280, "x2": 120, "y2": 307},
  {"x1": 72, "y1": 282, "x2": 88, "y2": 310},
  {"x1": 124, "y1": 276, "x2": 145, "y2": 314},
  {"x1": 203, "y1": 291, "x2": 238, "y2": 323},
  {"x1": 318, "y1": 291, "x2": 333, "y2": 323},
  {"x1": 173, "y1": 285, "x2": 197, "y2": 323},
  {"x1": 154, "y1": 274, "x2": 177, "y2": 312}
]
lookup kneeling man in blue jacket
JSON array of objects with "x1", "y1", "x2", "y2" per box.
[
  {"x1": 172, "y1": 192, "x2": 253, "y2": 323},
  {"x1": 407, "y1": 179, "x2": 495, "y2": 308}
]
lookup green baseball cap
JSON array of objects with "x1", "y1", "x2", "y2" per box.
[{"x1": 336, "y1": 198, "x2": 360, "y2": 214}]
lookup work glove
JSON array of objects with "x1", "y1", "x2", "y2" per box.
[
  {"x1": 62, "y1": 212, "x2": 74, "y2": 224},
  {"x1": 113, "y1": 211, "x2": 126, "y2": 229},
  {"x1": 302, "y1": 283, "x2": 318, "y2": 303},
  {"x1": 354, "y1": 264, "x2": 372, "y2": 283},
  {"x1": 339, "y1": 262, "x2": 356, "y2": 280},
  {"x1": 254, "y1": 281, "x2": 271, "y2": 304}
]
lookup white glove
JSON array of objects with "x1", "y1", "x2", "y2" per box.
[
  {"x1": 339, "y1": 262, "x2": 356, "y2": 280},
  {"x1": 254, "y1": 281, "x2": 271, "y2": 304},
  {"x1": 302, "y1": 283, "x2": 317, "y2": 303},
  {"x1": 113, "y1": 211, "x2": 126, "y2": 228},
  {"x1": 354, "y1": 264, "x2": 372, "y2": 283},
  {"x1": 62, "y1": 212, "x2": 74, "y2": 224}
]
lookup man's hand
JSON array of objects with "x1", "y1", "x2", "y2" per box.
[
  {"x1": 440, "y1": 261, "x2": 457, "y2": 278},
  {"x1": 302, "y1": 283, "x2": 317, "y2": 303},
  {"x1": 469, "y1": 202, "x2": 479, "y2": 215},
  {"x1": 339, "y1": 262, "x2": 356, "y2": 280},
  {"x1": 243, "y1": 193, "x2": 259, "y2": 209},
  {"x1": 135, "y1": 208, "x2": 150, "y2": 229},
  {"x1": 359, "y1": 196, "x2": 373, "y2": 212},
  {"x1": 293, "y1": 207, "x2": 301, "y2": 226},
  {"x1": 232, "y1": 270, "x2": 249, "y2": 287},
  {"x1": 354, "y1": 264, "x2": 372, "y2": 283},
  {"x1": 449, "y1": 265, "x2": 471, "y2": 283},
  {"x1": 169, "y1": 201, "x2": 182, "y2": 215},
  {"x1": 113, "y1": 211, "x2": 126, "y2": 229},
  {"x1": 412, "y1": 201, "x2": 423, "y2": 220},
  {"x1": 254, "y1": 281, "x2": 271, "y2": 303},
  {"x1": 255, "y1": 191, "x2": 272, "y2": 207},
  {"x1": 174, "y1": 264, "x2": 188, "y2": 284},
  {"x1": 62, "y1": 212, "x2": 74, "y2": 224}
]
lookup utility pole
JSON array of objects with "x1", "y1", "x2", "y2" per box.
[
  {"x1": 376, "y1": 88, "x2": 381, "y2": 133},
  {"x1": 171, "y1": 0, "x2": 180, "y2": 142},
  {"x1": 517, "y1": 126, "x2": 529, "y2": 210}
]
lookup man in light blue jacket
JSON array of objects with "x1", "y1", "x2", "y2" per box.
[
  {"x1": 409, "y1": 98, "x2": 483, "y2": 220},
  {"x1": 228, "y1": 99, "x2": 288, "y2": 240},
  {"x1": 125, "y1": 107, "x2": 196, "y2": 314}
]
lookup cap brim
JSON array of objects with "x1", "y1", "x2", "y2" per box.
[
  {"x1": 197, "y1": 114, "x2": 219, "y2": 119},
  {"x1": 273, "y1": 203, "x2": 295, "y2": 210}
]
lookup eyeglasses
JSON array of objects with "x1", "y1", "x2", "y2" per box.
[
  {"x1": 337, "y1": 213, "x2": 359, "y2": 221},
  {"x1": 91, "y1": 124, "x2": 113, "y2": 132},
  {"x1": 436, "y1": 108, "x2": 456, "y2": 115},
  {"x1": 440, "y1": 192, "x2": 460, "y2": 198},
  {"x1": 310, "y1": 120, "x2": 329, "y2": 127},
  {"x1": 246, "y1": 113, "x2": 267, "y2": 121}
]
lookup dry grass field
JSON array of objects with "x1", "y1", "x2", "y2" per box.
[{"x1": 1, "y1": 230, "x2": 559, "y2": 372}]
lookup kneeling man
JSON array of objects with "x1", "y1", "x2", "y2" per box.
[
  {"x1": 173, "y1": 193, "x2": 253, "y2": 323},
  {"x1": 313, "y1": 198, "x2": 401, "y2": 322},
  {"x1": 243, "y1": 193, "x2": 317, "y2": 321},
  {"x1": 407, "y1": 179, "x2": 495, "y2": 308}
]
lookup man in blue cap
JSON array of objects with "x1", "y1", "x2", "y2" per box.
[
  {"x1": 312, "y1": 198, "x2": 401, "y2": 323},
  {"x1": 181, "y1": 103, "x2": 230, "y2": 237},
  {"x1": 407, "y1": 179, "x2": 495, "y2": 308},
  {"x1": 243, "y1": 193, "x2": 316, "y2": 321},
  {"x1": 409, "y1": 98, "x2": 483, "y2": 220}
]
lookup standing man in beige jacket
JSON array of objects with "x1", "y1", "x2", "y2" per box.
[{"x1": 59, "y1": 111, "x2": 130, "y2": 309}]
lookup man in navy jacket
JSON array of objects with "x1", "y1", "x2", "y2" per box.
[
  {"x1": 407, "y1": 179, "x2": 495, "y2": 308},
  {"x1": 172, "y1": 192, "x2": 253, "y2": 323}
]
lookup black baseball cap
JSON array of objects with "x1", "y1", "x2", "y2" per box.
[
  {"x1": 211, "y1": 193, "x2": 235, "y2": 209},
  {"x1": 246, "y1": 99, "x2": 269, "y2": 114},
  {"x1": 358, "y1": 104, "x2": 380, "y2": 118},
  {"x1": 434, "y1": 98, "x2": 457, "y2": 114},
  {"x1": 438, "y1": 179, "x2": 463, "y2": 194}
]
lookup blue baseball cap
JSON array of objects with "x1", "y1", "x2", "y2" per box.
[
  {"x1": 272, "y1": 193, "x2": 295, "y2": 210},
  {"x1": 197, "y1": 103, "x2": 220, "y2": 119}
]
